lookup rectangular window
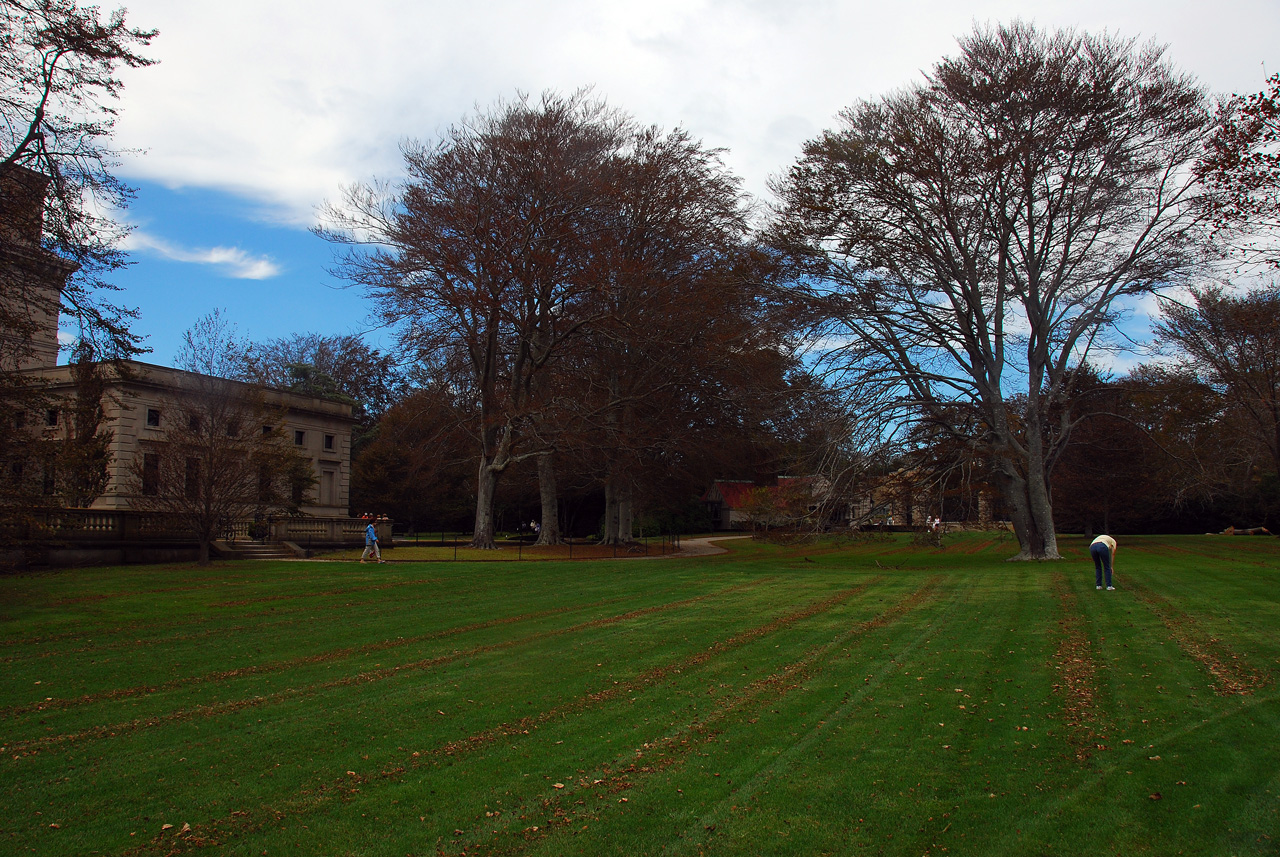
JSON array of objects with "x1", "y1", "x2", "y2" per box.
[
  {"x1": 14, "y1": 411, "x2": 26, "y2": 429},
  {"x1": 324, "y1": 433, "x2": 335, "y2": 451},
  {"x1": 146, "y1": 408, "x2": 161, "y2": 427},
  {"x1": 45, "y1": 408, "x2": 58, "y2": 427},
  {"x1": 142, "y1": 453, "x2": 160, "y2": 496},
  {"x1": 188, "y1": 414, "x2": 201, "y2": 432},
  {"x1": 294, "y1": 429, "x2": 306, "y2": 446}
]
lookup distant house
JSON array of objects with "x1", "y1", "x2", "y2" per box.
[
  {"x1": 2, "y1": 164, "x2": 371, "y2": 563},
  {"x1": 702, "y1": 478, "x2": 822, "y2": 531},
  {"x1": 21, "y1": 359, "x2": 357, "y2": 517}
]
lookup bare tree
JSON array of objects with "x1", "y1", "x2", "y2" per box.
[
  {"x1": 771, "y1": 22, "x2": 1212, "y2": 559},
  {"x1": 319, "y1": 91, "x2": 630, "y2": 549},
  {"x1": 1154, "y1": 284, "x2": 1280, "y2": 478},
  {"x1": 1, "y1": 0, "x2": 156, "y2": 359},
  {"x1": 1200, "y1": 72, "x2": 1280, "y2": 268},
  {"x1": 127, "y1": 375, "x2": 312, "y2": 564},
  {"x1": 564, "y1": 127, "x2": 761, "y2": 544},
  {"x1": 131, "y1": 317, "x2": 313, "y2": 564}
]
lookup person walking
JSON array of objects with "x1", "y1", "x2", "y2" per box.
[
  {"x1": 361, "y1": 519, "x2": 385, "y2": 564},
  {"x1": 1090, "y1": 533, "x2": 1117, "y2": 590}
]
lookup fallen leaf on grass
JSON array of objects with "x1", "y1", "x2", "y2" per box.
[
  {"x1": 553, "y1": 783, "x2": 565, "y2": 789},
  {"x1": 1149, "y1": 793, "x2": 1162, "y2": 800}
]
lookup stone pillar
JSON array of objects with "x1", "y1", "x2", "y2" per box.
[{"x1": 978, "y1": 491, "x2": 992, "y2": 528}]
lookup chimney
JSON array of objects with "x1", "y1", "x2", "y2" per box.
[{"x1": 0, "y1": 164, "x2": 51, "y2": 244}]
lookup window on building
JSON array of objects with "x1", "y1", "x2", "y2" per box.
[
  {"x1": 9, "y1": 460, "x2": 24, "y2": 480},
  {"x1": 294, "y1": 430, "x2": 306, "y2": 446},
  {"x1": 14, "y1": 411, "x2": 26, "y2": 429},
  {"x1": 42, "y1": 457, "x2": 56, "y2": 495},
  {"x1": 45, "y1": 408, "x2": 58, "y2": 427},
  {"x1": 188, "y1": 414, "x2": 202, "y2": 432},
  {"x1": 142, "y1": 453, "x2": 160, "y2": 496},
  {"x1": 146, "y1": 408, "x2": 161, "y2": 427},
  {"x1": 324, "y1": 433, "x2": 335, "y2": 451}
]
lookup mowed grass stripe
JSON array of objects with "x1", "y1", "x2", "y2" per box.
[
  {"x1": 0, "y1": 597, "x2": 628, "y2": 720},
  {"x1": 113, "y1": 577, "x2": 893, "y2": 854},
  {"x1": 194, "y1": 576, "x2": 940, "y2": 856},
  {"x1": 1127, "y1": 580, "x2": 1268, "y2": 696},
  {"x1": 0, "y1": 563, "x2": 774, "y2": 721},
  {"x1": 674, "y1": 565, "x2": 1104, "y2": 857},
  {"x1": 1, "y1": 575, "x2": 779, "y2": 751},
  {"x1": 4, "y1": 536, "x2": 1277, "y2": 856},
  {"x1": 1050, "y1": 570, "x2": 1105, "y2": 757},
  {"x1": 571, "y1": 569, "x2": 1042, "y2": 857}
]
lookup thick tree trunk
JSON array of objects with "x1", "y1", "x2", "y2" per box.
[
  {"x1": 994, "y1": 460, "x2": 1060, "y2": 560},
  {"x1": 472, "y1": 460, "x2": 500, "y2": 549},
  {"x1": 618, "y1": 487, "x2": 633, "y2": 544},
  {"x1": 534, "y1": 452, "x2": 562, "y2": 545},
  {"x1": 602, "y1": 472, "x2": 635, "y2": 545}
]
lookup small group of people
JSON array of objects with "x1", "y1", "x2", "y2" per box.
[{"x1": 924, "y1": 515, "x2": 942, "y2": 533}]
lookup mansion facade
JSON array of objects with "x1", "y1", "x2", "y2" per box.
[{"x1": 3, "y1": 164, "x2": 368, "y2": 563}]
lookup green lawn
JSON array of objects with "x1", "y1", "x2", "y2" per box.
[{"x1": 1, "y1": 533, "x2": 1277, "y2": 856}]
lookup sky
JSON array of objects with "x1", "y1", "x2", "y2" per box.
[{"x1": 92, "y1": 0, "x2": 1280, "y2": 367}]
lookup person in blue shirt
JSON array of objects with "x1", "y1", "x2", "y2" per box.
[{"x1": 361, "y1": 519, "x2": 385, "y2": 564}]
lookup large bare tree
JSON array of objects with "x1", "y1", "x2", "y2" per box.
[
  {"x1": 772, "y1": 22, "x2": 1212, "y2": 559},
  {"x1": 320, "y1": 92, "x2": 630, "y2": 548}
]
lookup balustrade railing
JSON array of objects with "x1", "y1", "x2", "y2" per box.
[{"x1": 3, "y1": 509, "x2": 376, "y2": 544}]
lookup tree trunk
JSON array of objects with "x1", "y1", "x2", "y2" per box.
[
  {"x1": 995, "y1": 460, "x2": 1061, "y2": 560},
  {"x1": 198, "y1": 539, "x2": 210, "y2": 566},
  {"x1": 602, "y1": 477, "x2": 621, "y2": 544},
  {"x1": 534, "y1": 452, "x2": 562, "y2": 545},
  {"x1": 472, "y1": 460, "x2": 501, "y2": 549},
  {"x1": 618, "y1": 485, "x2": 634, "y2": 544}
]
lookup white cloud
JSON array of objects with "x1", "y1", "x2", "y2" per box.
[
  {"x1": 123, "y1": 231, "x2": 282, "y2": 279},
  {"x1": 109, "y1": 0, "x2": 1280, "y2": 227}
]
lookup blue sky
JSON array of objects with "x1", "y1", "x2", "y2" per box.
[
  {"x1": 112, "y1": 181, "x2": 381, "y2": 362},
  {"x1": 80, "y1": 0, "x2": 1280, "y2": 368}
]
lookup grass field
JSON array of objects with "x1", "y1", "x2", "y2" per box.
[{"x1": 1, "y1": 533, "x2": 1277, "y2": 856}]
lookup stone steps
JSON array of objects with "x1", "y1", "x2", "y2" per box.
[{"x1": 215, "y1": 542, "x2": 297, "y2": 560}]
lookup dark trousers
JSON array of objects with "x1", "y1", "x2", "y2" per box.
[{"x1": 1090, "y1": 542, "x2": 1113, "y2": 587}]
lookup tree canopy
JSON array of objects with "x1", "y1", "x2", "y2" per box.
[
  {"x1": 771, "y1": 21, "x2": 1213, "y2": 558},
  {"x1": 1, "y1": 0, "x2": 155, "y2": 358}
]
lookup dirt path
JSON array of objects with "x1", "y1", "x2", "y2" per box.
[{"x1": 669, "y1": 535, "x2": 751, "y2": 557}]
